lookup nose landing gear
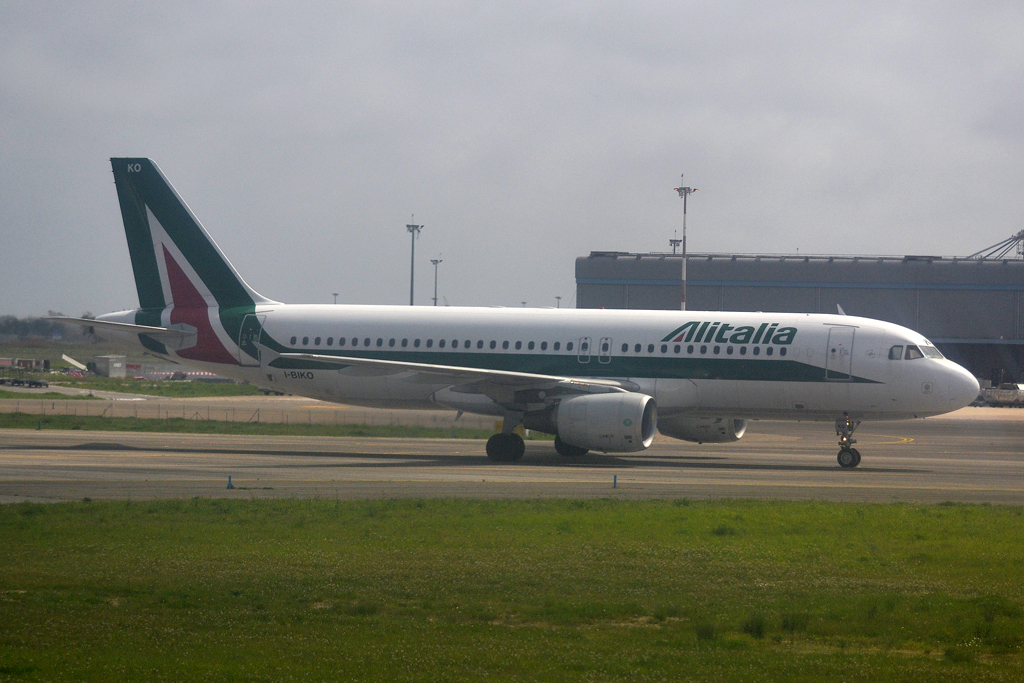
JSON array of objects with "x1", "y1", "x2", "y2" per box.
[{"x1": 835, "y1": 414, "x2": 861, "y2": 468}]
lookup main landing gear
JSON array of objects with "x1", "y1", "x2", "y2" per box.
[
  {"x1": 835, "y1": 414, "x2": 862, "y2": 468},
  {"x1": 486, "y1": 432, "x2": 525, "y2": 462}
]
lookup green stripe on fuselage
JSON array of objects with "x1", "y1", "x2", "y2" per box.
[{"x1": 268, "y1": 350, "x2": 879, "y2": 383}]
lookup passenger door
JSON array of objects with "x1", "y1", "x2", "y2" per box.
[
  {"x1": 237, "y1": 314, "x2": 265, "y2": 366},
  {"x1": 825, "y1": 326, "x2": 855, "y2": 381}
]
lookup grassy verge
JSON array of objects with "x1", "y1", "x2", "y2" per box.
[
  {"x1": 0, "y1": 390, "x2": 98, "y2": 401},
  {"x1": 0, "y1": 499, "x2": 1021, "y2": 681},
  {"x1": 0, "y1": 412, "x2": 555, "y2": 440},
  {"x1": 50, "y1": 376, "x2": 263, "y2": 398}
]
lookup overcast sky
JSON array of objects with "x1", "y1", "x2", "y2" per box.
[{"x1": 1, "y1": 1, "x2": 1022, "y2": 317}]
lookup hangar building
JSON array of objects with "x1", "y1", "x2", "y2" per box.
[{"x1": 575, "y1": 237, "x2": 1024, "y2": 384}]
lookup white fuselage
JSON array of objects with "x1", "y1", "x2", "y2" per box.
[{"x1": 99, "y1": 305, "x2": 980, "y2": 422}]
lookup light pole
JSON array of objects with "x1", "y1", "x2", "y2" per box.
[
  {"x1": 673, "y1": 175, "x2": 698, "y2": 311},
  {"x1": 430, "y1": 258, "x2": 442, "y2": 306},
  {"x1": 555, "y1": 295, "x2": 562, "y2": 308},
  {"x1": 332, "y1": 292, "x2": 338, "y2": 305},
  {"x1": 406, "y1": 218, "x2": 423, "y2": 305}
]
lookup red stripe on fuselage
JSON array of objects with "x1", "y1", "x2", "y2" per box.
[{"x1": 163, "y1": 245, "x2": 238, "y2": 365}]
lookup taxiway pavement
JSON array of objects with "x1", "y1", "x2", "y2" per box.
[{"x1": 1, "y1": 407, "x2": 1021, "y2": 504}]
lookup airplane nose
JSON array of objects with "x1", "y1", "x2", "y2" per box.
[{"x1": 945, "y1": 363, "x2": 980, "y2": 409}]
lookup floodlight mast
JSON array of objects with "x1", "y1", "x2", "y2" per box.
[
  {"x1": 407, "y1": 218, "x2": 423, "y2": 305},
  {"x1": 674, "y1": 175, "x2": 698, "y2": 311},
  {"x1": 430, "y1": 258, "x2": 442, "y2": 306}
]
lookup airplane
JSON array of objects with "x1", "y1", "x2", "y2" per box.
[{"x1": 54, "y1": 158, "x2": 981, "y2": 467}]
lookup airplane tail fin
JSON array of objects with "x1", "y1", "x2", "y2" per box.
[{"x1": 110, "y1": 158, "x2": 274, "y2": 312}]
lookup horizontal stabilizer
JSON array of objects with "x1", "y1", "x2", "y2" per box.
[{"x1": 47, "y1": 316, "x2": 196, "y2": 345}]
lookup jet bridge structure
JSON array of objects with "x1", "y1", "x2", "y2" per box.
[{"x1": 576, "y1": 232, "x2": 1024, "y2": 384}]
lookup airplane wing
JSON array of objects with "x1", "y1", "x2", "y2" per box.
[
  {"x1": 47, "y1": 317, "x2": 196, "y2": 345},
  {"x1": 274, "y1": 353, "x2": 638, "y2": 404}
]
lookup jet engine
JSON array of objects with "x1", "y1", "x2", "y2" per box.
[
  {"x1": 555, "y1": 392, "x2": 657, "y2": 453},
  {"x1": 658, "y1": 416, "x2": 748, "y2": 443}
]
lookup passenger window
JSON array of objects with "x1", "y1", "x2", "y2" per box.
[
  {"x1": 502, "y1": 341, "x2": 509, "y2": 350},
  {"x1": 713, "y1": 346, "x2": 720, "y2": 355},
  {"x1": 376, "y1": 338, "x2": 383, "y2": 347},
  {"x1": 581, "y1": 341, "x2": 589, "y2": 351},
  {"x1": 439, "y1": 339, "x2": 446, "y2": 348},
  {"x1": 674, "y1": 345, "x2": 680, "y2": 354},
  {"x1": 739, "y1": 346, "x2": 746, "y2": 355},
  {"x1": 541, "y1": 341, "x2": 547, "y2": 350},
  {"x1": 290, "y1": 336, "x2": 297, "y2": 345},
  {"x1": 339, "y1": 337, "x2": 346, "y2": 346},
  {"x1": 402, "y1": 339, "x2": 408, "y2": 347},
  {"x1": 477, "y1": 340, "x2": 484, "y2": 349},
  {"x1": 451, "y1": 340, "x2": 457, "y2": 348},
  {"x1": 314, "y1": 337, "x2": 321, "y2": 346},
  {"x1": 700, "y1": 345, "x2": 707, "y2": 354},
  {"x1": 528, "y1": 341, "x2": 535, "y2": 350},
  {"x1": 635, "y1": 344, "x2": 641, "y2": 353},
  {"x1": 389, "y1": 338, "x2": 396, "y2": 347},
  {"x1": 515, "y1": 341, "x2": 522, "y2": 350},
  {"x1": 602, "y1": 342, "x2": 609, "y2": 352},
  {"x1": 302, "y1": 337, "x2": 309, "y2": 345},
  {"x1": 779, "y1": 347, "x2": 787, "y2": 357},
  {"x1": 888, "y1": 345, "x2": 903, "y2": 360},
  {"x1": 621, "y1": 343, "x2": 628, "y2": 353},
  {"x1": 766, "y1": 347, "x2": 774, "y2": 356},
  {"x1": 726, "y1": 346, "x2": 733, "y2": 355},
  {"x1": 327, "y1": 337, "x2": 333, "y2": 346},
  {"x1": 647, "y1": 344, "x2": 654, "y2": 353},
  {"x1": 364, "y1": 338, "x2": 370, "y2": 346},
  {"x1": 687, "y1": 345, "x2": 694, "y2": 354},
  {"x1": 490, "y1": 340, "x2": 497, "y2": 349},
  {"x1": 554, "y1": 342, "x2": 561, "y2": 351},
  {"x1": 753, "y1": 347, "x2": 760, "y2": 356},
  {"x1": 567, "y1": 342, "x2": 574, "y2": 351},
  {"x1": 905, "y1": 345, "x2": 924, "y2": 360},
  {"x1": 426, "y1": 339, "x2": 433, "y2": 348},
  {"x1": 414, "y1": 339, "x2": 421, "y2": 348},
  {"x1": 661, "y1": 344, "x2": 668, "y2": 353},
  {"x1": 464, "y1": 340, "x2": 470, "y2": 348}
]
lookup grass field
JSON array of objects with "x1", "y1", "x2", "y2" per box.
[
  {"x1": 0, "y1": 412, "x2": 546, "y2": 440},
  {"x1": 49, "y1": 375, "x2": 263, "y2": 398},
  {"x1": 0, "y1": 390, "x2": 97, "y2": 401},
  {"x1": 1, "y1": 499, "x2": 1022, "y2": 681}
]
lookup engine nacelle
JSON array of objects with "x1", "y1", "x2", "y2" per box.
[
  {"x1": 658, "y1": 416, "x2": 748, "y2": 443},
  {"x1": 556, "y1": 393, "x2": 657, "y2": 453}
]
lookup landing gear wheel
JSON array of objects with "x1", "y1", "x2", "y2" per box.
[
  {"x1": 835, "y1": 414, "x2": 863, "y2": 468},
  {"x1": 837, "y1": 448, "x2": 861, "y2": 468},
  {"x1": 554, "y1": 436, "x2": 589, "y2": 458},
  {"x1": 486, "y1": 433, "x2": 525, "y2": 462}
]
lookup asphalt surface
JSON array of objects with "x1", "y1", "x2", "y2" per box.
[{"x1": 1, "y1": 407, "x2": 1022, "y2": 504}]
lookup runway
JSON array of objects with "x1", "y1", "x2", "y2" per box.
[{"x1": 1, "y1": 407, "x2": 1022, "y2": 504}]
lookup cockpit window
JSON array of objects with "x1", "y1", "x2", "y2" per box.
[
  {"x1": 905, "y1": 345, "x2": 924, "y2": 360},
  {"x1": 920, "y1": 345, "x2": 944, "y2": 359},
  {"x1": 888, "y1": 345, "x2": 903, "y2": 360}
]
